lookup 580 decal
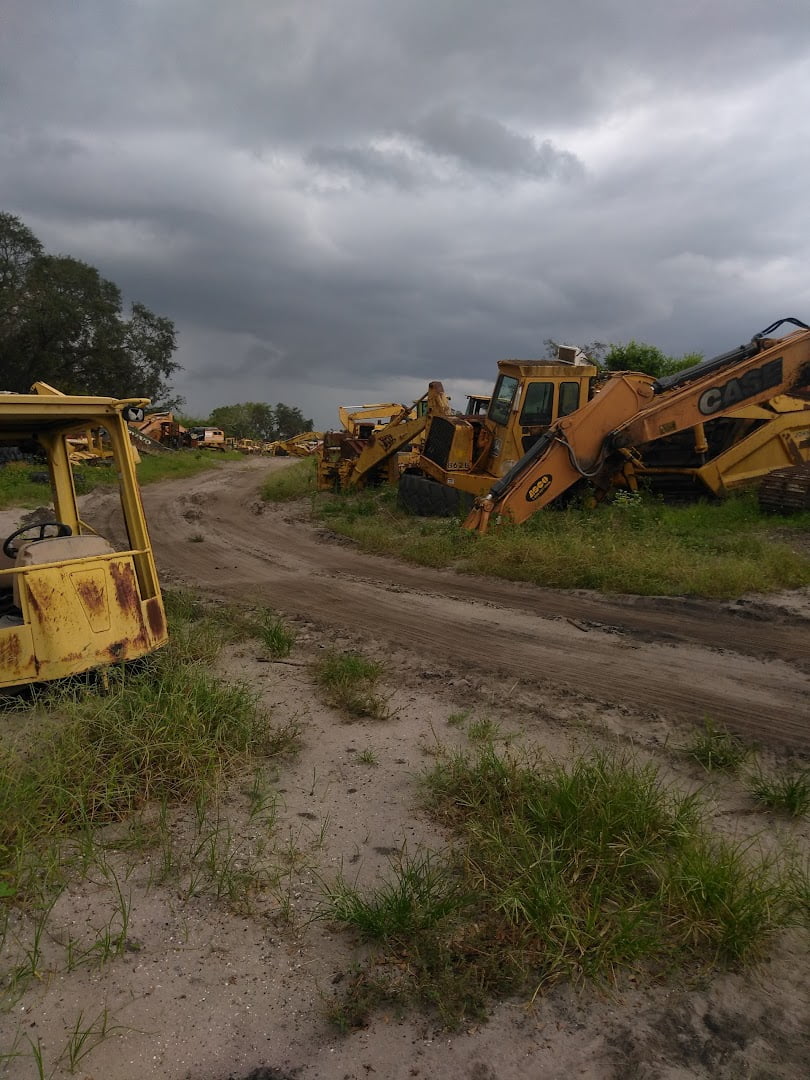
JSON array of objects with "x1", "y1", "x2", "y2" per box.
[
  {"x1": 698, "y1": 357, "x2": 783, "y2": 416},
  {"x1": 526, "y1": 474, "x2": 553, "y2": 502}
]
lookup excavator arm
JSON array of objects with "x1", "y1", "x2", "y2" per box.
[
  {"x1": 347, "y1": 413, "x2": 427, "y2": 488},
  {"x1": 613, "y1": 319, "x2": 810, "y2": 451},
  {"x1": 345, "y1": 382, "x2": 452, "y2": 489},
  {"x1": 463, "y1": 319, "x2": 810, "y2": 534}
]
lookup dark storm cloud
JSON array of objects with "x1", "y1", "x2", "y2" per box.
[
  {"x1": 305, "y1": 144, "x2": 425, "y2": 189},
  {"x1": 412, "y1": 106, "x2": 584, "y2": 180},
  {"x1": 2, "y1": 1, "x2": 810, "y2": 423}
]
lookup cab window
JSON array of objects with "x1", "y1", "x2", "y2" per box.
[
  {"x1": 488, "y1": 375, "x2": 519, "y2": 427},
  {"x1": 519, "y1": 382, "x2": 554, "y2": 426},
  {"x1": 559, "y1": 381, "x2": 582, "y2": 417}
]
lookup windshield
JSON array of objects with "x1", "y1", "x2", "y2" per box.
[{"x1": 488, "y1": 375, "x2": 519, "y2": 427}]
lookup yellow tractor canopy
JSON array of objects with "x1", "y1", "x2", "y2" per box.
[{"x1": 0, "y1": 383, "x2": 168, "y2": 689}]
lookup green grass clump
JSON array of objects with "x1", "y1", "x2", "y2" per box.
[
  {"x1": 325, "y1": 851, "x2": 466, "y2": 941},
  {"x1": 257, "y1": 614, "x2": 297, "y2": 658},
  {"x1": 749, "y1": 769, "x2": 810, "y2": 816},
  {"x1": 0, "y1": 590, "x2": 299, "y2": 900},
  {"x1": 684, "y1": 720, "x2": 752, "y2": 773},
  {"x1": 313, "y1": 650, "x2": 389, "y2": 720},
  {"x1": 261, "y1": 457, "x2": 316, "y2": 502},
  {"x1": 322, "y1": 746, "x2": 795, "y2": 1028},
  {"x1": 0, "y1": 663, "x2": 286, "y2": 860},
  {"x1": 135, "y1": 449, "x2": 243, "y2": 484},
  {"x1": 308, "y1": 487, "x2": 810, "y2": 598}
]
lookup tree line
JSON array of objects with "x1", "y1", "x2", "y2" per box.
[{"x1": 185, "y1": 402, "x2": 315, "y2": 441}]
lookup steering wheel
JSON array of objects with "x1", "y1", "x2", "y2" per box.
[{"x1": 3, "y1": 521, "x2": 73, "y2": 559}]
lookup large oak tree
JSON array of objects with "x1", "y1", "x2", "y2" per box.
[{"x1": 0, "y1": 212, "x2": 180, "y2": 405}]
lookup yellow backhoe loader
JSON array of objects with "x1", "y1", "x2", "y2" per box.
[
  {"x1": 317, "y1": 384, "x2": 451, "y2": 492},
  {"x1": 462, "y1": 318, "x2": 810, "y2": 533},
  {"x1": 267, "y1": 431, "x2": 324, "y2": 457},
  {"x1": 399, "y1": 347, "x2": 598, "y2": 515},
  {"x1": 0, "y1": 383, "x2": 168, "y2": 689}
]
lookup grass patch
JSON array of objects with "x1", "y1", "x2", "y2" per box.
[
  {"x1": 0, "y1": 451, "x2": 244, "y2": 509},
  {"x1": 321, "y1": 745, "x2": 798, "y2": 1028},
  {"x1": 749, "y1": 768, "x2": 810, "y2": 816},
  {"x1": 261, "y1": 457, "x2": 316, "y2": 502},
  {"x1": 313, "y1": 650, "x2": 390, "y2": 720},
  {"x1": 0, "y1": 590, "x2": 299, "y2": 903},
  {"x1": 136, "y1": 449, "x2": 244, "y2": 486},
  {"x1": 306, "y1": 486, "x2": 810, "y2": 598},
  {"x1": 684, "y1": 720, "x2": 752, "y2": 773},
  {"x1": 256, "y1": 613, "x2": 297, "y2": 658}
]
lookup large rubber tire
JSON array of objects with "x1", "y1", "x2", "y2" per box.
[{"x1": 398, "y1": 473, "x2": 475, "y2": 517}]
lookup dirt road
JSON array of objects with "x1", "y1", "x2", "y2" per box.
[{"x1": 90, "y1": 458, "x2": 810, "y2": 750}]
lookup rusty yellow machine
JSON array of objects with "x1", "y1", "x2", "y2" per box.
[
  {"x1": 317, "y1": 384, "x2": 451, "y2": 492},
  {"x1": 399, "y1": 347, "x2": 598, "y2": 514},
  {"x1": 267, "y1": 431, "x2": 324, "y2": 457},
  {"x1": 0, "y1": 383, "x2": 168, "y2": 688},
  {"x1": 463, "y1": 318, "x2": 810, "y2": 533}
]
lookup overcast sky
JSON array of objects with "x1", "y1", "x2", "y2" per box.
[{"x1": 3, "y1": 1, "x2": 809, "y2": 425}]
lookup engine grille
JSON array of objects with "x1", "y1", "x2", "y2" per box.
[{"x1": 422, "y1": 417, "x2": 455, "y2": 469}]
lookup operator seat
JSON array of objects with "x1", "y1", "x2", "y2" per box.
[{"x1": 11, "y1": 535, "x2": 116, "y2": 607}]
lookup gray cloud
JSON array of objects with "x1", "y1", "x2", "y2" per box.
[
  {"x1": 412, "y1": 105, "x2": 584, "y2": 180},
  {"x1": 305, "y1": 144, "x2": 426, "y2": 189},
  {"x1": 2, "y1": 1, "x2": 809, "y2": 425}
]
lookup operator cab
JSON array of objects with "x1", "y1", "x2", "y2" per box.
[
  {"x1": 487, "y1": 355, "x2": 599, "y2": 456},
  {"x1": 0, "y1": 383, "x2": 167, "y2": 689}
]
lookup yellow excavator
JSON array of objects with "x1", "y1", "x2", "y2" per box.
[
  {"x1": 462, "y1": 318, "x2": 810, "y2": 533},
  {"x1": 0, "y1": 383, "x2": 168, "y2": 688},
  {"x1": 317, "y1": 384, "x2": 452, "y2": 491}
]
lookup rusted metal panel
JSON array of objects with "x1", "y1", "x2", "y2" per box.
[
  {"x1": 0, "y1": 626, "x2": 38, "y2": 687},
  {"x1": 11, "y1": 555, "x2": 167, "y2": 685},
  {"x1": 69, "y1": 569, "x2": 111, "y2": 632}
]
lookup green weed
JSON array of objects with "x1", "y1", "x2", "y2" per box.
[
  {"x1": 446, "y1": 710, "x2": 470, "y2": 728},
  {"x1": 0, "y1": 592, "x2": 299, "y2": 905},
  {"x1": 313, "y1": 651, "x2": 390, "y2": 720},
  {"x1": 306, "y1": 487, "x2": 810, "y2": 598},
  {"x1": 0, "y1": 451, "x2": 243, "y2": 510},
  {"x1": 684, "y1": 720, "x2": 752, "y2": 773},
  {"x1": 749, "y1": 769, "x2": 810, "y2": 816},
  {"x1": 466, "y1": 717, "x2": 501, "y2": 743},
  {"x1": 323, "y1": 850, "x2": 466, "y2": 942},
  {"x1": 322, "y1": 746, "x2": 793, "y2": 1028},
  {"x1": 257, "y1": 613, "x2": 296, "y2": 658},
  {"x1": 261, "y1": 457, "x2": 316, "y2": 502}
]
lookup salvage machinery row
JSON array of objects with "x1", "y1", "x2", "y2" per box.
[
  {"x1": 1, "y1": 318, "x2": 808, "y2": 691},
  {"x1": 316, "y1": 317, "x2": 810, "y2": 525}
]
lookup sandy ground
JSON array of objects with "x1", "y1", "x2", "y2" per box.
[{"x1": 1, "y1": 457, "x2": 809, "y2": 1079}]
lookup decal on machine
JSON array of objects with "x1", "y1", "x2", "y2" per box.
[
  {"x1": 698, "y1": 357, "x2": 783, "y2": 416},
  {"x1": 526, "y1": 474, "x2": 553, "y2": 502}
]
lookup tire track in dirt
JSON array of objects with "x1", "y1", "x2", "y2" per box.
[{"x1": 88, "y1": 459, "x2": 810, "y2": 749}]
